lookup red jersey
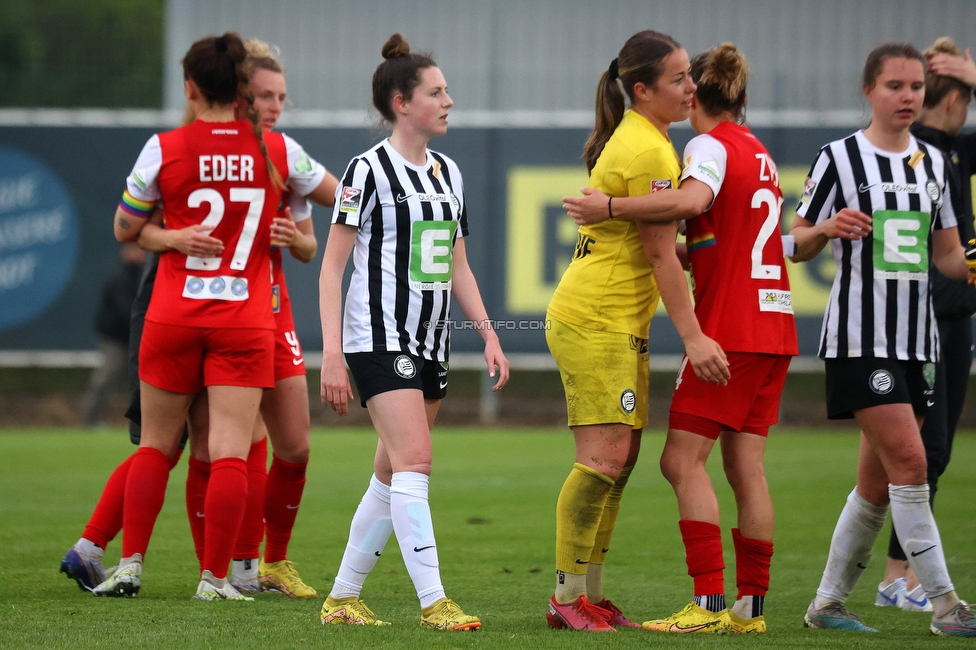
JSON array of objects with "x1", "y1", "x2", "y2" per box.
[
  {"x1": 681, "y1": 122, "x2": 798, "y2": 356},
  {"x1": 127, "y1": 119, "x2": 287, "y2": 330}
]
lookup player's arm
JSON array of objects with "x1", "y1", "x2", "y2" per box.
[
  {"x1": 932, "y1": 226, "x2": 971, "y2": 281},
  {"x1": 319, "y1": 223, "x2": 357, "y2": 415},
  {"x1": 305, "y1": 171, "x2": 340, "y2": 208},
  {"x1": 451, "y1": 238, "x2": 510, "y2": 391},
  {"x1": 563, "y1": 180, "x2": 713, "y2": 226},
  {"x1": 789, "y1": 209, "x2": 873, "y2": 261},
  {"x1": 639, "y1": 221, "x2": 729, "y2": 384},
  {"x1": 135, "y1": 206, "x2": 224, "y2": 257},
  {"x1": 272, "y1": 201, "x2": 317, "y2": 263}
]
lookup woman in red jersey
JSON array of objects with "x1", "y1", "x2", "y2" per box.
[
  {"x1": 565, "y1": 44, "x2": 796, "y2": 634},
  {"x1": 92, "y1": 32, "x2": 300, "y2": 601}
]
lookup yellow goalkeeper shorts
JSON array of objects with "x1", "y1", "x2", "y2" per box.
[{"x1": 545, "y1": 313, "x2": 649, "y2": 429}]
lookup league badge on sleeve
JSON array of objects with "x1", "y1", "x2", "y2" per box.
[
  {"x1": 800, "y1": 177, "x2": 816, "y2": 205},
  {"x1": 651, "y1": 179, "x2": 672, "y2": 193},
  {"x1": 339, "y1": 187, "x2": 362, "y2": 214}
]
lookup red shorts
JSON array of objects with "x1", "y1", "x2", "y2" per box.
[
  {"x1": 139, "y1": 321, "x2": 275, "y2": 393},
  {"x1": 669, "y1": 352, "x2": 791, "y2": 439},
  {"x1": 274, "y1": 324, "x2": 306, "y2": 381}
]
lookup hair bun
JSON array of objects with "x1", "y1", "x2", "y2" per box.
[
  {"x1": 381, "y1": 33, "x2": 410, "y2": 59},
  {"x1": 924, "y1": 36, "x2": 959, "y2": 59}
]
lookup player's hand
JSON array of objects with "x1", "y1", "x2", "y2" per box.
[
  {"x1": 170, "y1": 224, "x2": 224, "y2": 257},
  {"x1": 271, "y1": 207, "x2": 298, "y2": 248},
  {"x1": 823, "y1": 208, "x2": 872, "y2": 241},
  {"x1": 928, "y1": 49, "x2": 976, "y2": 88},
  {"x1": 563, "y1": 187, "x2": 611, "y2": 225},
  {"x1": 483, "y1": 336, "x2": 510, "y2": 391},
  {"x1": 685, "y1": 333, "x2": 730, "y2": 385},
  {"x1": 321, "y1": 352, "x2": 352, "y2": 416}
]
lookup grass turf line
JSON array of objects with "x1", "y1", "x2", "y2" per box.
[{"x1": 0, "y1": 428, "x2": 974, "y2": 648}]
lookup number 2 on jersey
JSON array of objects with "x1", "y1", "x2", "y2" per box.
[
  {"x1": 185, "y1": 188, "x2": 266, "y2": 271},
  {"x1": 750, "y1": 188, "x2": 784, "y2": 280}
]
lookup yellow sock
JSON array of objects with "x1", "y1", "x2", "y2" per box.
[
  {"x1": 589, "y1": 464, "x2": 633, "y2": 566},
  {"x1": 555, "y1": 463, "x2": 614, "y2": 603}
]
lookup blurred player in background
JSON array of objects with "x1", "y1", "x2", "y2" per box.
[
  {"x1": 544, "y1": 29, "x2": 728, "y2": 633},
  {"x1": 81, "y1": 243, "x2": 146, "y2": 428},
  {"x1": 791, "y1": 42, "x2": 976, "y2": 637},
  {"x1": 318, "y1": 33, "x2": 508, "y2": 631},
  {"x1": 874, "y1": 37, "x2": 976, "y2": 614}
]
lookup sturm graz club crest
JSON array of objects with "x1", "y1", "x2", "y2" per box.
[
  {"x1": 393, "y1": 354, "x2": 416, "y2": 379},
  {"x1": 620, "y1": 389, "x2": 636, "y2": 414},
  {"x1": 869, "y1": 369, "x2": 894, "y2": 395}
]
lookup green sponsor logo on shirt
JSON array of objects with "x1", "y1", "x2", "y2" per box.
[
  {"x1": 294, "y1": 150, "x2": 313, "y2": 174},
  {"x1": 872, "y1": 209, "x2": 930, "y2": 281},
  {"x1": 410, "y1": 221, "x2": 457, "y2": 288}
]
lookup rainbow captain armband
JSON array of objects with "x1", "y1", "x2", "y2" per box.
[{"x1": 119, "y1": 189, "x2": 156, "y2": 218}]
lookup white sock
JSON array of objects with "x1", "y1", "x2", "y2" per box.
[
  {"x1": 390, "y1": 471, "x2": 445, "y2": 609},
  {"x1": 889, "y1": 484, "x2": 954, "y2": 600},
  {"x1": 555, "y1": 571, "x2": 587, "y2": 604},
  {"x1": 331, "y1": 474, "x2": 394, "y2": 599},
  {"x1": 231, "y1": 558, "x2": 259, "y2": 584},
  {"x1": 585, "y1": 563, "x2": 604, "y2": 603},
  {"x1": 814, "y1": 489, "x2": 887, "y2": 607},
  {"x1": 732, "y1": 595, "x2": 764, "y2": 619},
  {"x1": 76, "y1": 538, "x2": 103, "y2": 557}
]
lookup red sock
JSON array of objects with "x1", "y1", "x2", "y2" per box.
[
  {"x1": 732, "y1": 528, "x2": 773, "y2": 599},
  {"x1": 233, "y1": 438, "x2": 268, "y2": 560},
  {"x1": 679, "y1": 519, "x2": 725, "y2": 596},
  {"x1": 121, "y1": 447, "x2": 171, "y2": 559},
  {"x1": 263, "y1": 455, "x2": 307, "y2": 563},
  {"x1": 185, "y1": 456, "x2": 211, "y2": 568},
  {"x1": 202, "y1": 457, "x2": 248, "y2": 579},
  {"x1": 82, "y1": 454, "x2": 134, "y2": 549}
]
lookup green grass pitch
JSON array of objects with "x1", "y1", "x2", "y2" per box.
[{"x1": 1, "y1": 427, "x2": 974, "y2": 648}]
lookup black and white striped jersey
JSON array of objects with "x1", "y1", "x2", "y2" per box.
[
  {"x1": 797, "y1": 131, "x2": 956, "y2": 361},
  {"x1": 332, "y1": 139, "x2": 468, "y2": 361}
]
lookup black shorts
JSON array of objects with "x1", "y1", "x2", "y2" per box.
[
  {"x1": 345, "y1": 352, "x2": 448, "y2": 408},
  {"x1": 824, "y1": 356, "x2": 935, "y2": 420}
]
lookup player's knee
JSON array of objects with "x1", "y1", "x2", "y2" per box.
[{"x1": 659, "y1": 448, "x2": 693, "y2": 486}]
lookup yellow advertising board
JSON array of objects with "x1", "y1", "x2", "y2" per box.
[{"x1": 506, "y1": 165, "x2": 835, "y2": 317}]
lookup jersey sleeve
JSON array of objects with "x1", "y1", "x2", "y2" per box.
[
  {"x1": 119, "y1": 134, "x2": 162, "y2": 218},
  {"x1": 332, "y1": 157, "x2": 376, "y2": 229},
  {"x1": 288, "y1": 192, "x2": 312, "y2": 224},
  {"x1": 934, "y1": 163, "x2": 958, "y2": 230},
  {"x1": 281, "y1": 133, "x2": 327, "y2": 197},
  {"x1": 449, "y1": 158, "x2": 468, "y2": 238},
  {"x1": 680, "y1": 134, "x2": 727, "y2": 210},
  {"x1": 623, "y1": 145, "x2": 678, "y2": 196},
  {"x1": 795, "y1": 146, "x2": 838, "y2": 225}
]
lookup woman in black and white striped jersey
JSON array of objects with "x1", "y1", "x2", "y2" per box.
[
  {"x1": 790, "y1": 42, "x2": 976, "y2": 637},
  {"x1": 317, "y1": 33, "x2": 509, "y2": 631}
]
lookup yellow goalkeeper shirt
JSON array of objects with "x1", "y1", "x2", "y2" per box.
[{"x1": 548, "y1": 109, "x2": 680, "y2": 337}]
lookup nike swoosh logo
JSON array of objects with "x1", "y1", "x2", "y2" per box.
[
  {"x1": 439, "y1": 380, "x2": 448, "y2": 389},
  {"x1": 877, "y1": 590, "x2": 898, "y2": 605},
  {"x1": 395, "y1": 193, "x2": 411, "y2": 204},
  {"x1": 927, "y1": 400, "x2": 935, "y2": 407},
  {"x1": 285, "y1": 504, "x2": 299, "y2": 510},
  {"x1": 669, "y1": 622, "x2": 714, "y2": 633},
  {"x1": 857, "y1": 563, "x2": 868, "y2": 569},
  {"x1": 413, "y1": 545, "x2": 435, "y2": 552},
  {"x1": 904, "y1": 593, "x2": 929, "y2": 606},
  {"x1": 858, "y1": 182, "x2": 876, "y2": 193},
  {"x1": 293, "y1": 357, "x2": 304, "y2": 366},
  {"x1": 911, "y1": 544, "x2": 937, "y2": 557},
  {"x1": 374, "y1": 551, "x2": 381, "y2": 557},
  {"x1": 575, "y1": 559, "x2": 588, "y2": 565},
  {"x1": 196, "y1": 512, "x2": 205, "y2": 518},
  {"x1": 601, "y1": 548, "x2": 610, "y2": 553}
]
